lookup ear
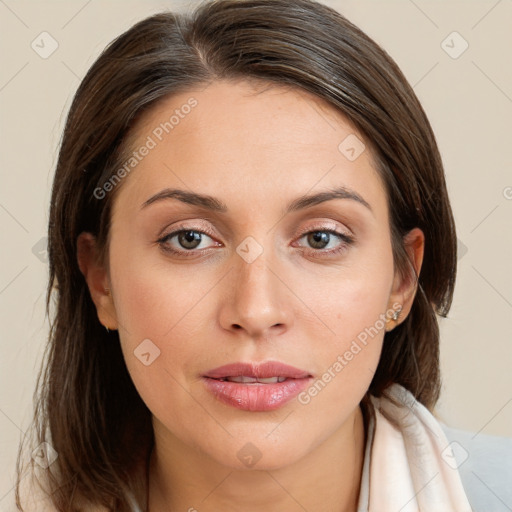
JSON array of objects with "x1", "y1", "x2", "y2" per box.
[
  {"x1": 77, "y1": 232, "x2": 118, "y2": 330},
  {"x1": 386, "y1": 227, "x2": 425, "y2": 330}
]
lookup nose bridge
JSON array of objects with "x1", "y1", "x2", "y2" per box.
[
  {"x1": 223, "y1": 234, "x2": 291, "y2": 336},
  {"x1": 236, "y1": 243, "x2": 272, "y2": 299}
]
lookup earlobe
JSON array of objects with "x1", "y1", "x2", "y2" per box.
[
  {"x1": 77, "y1": 232, "x2": 118, "y2": 331},
  {"x1": 387, "y1": 227, "x2": 425, "y2": 329}
]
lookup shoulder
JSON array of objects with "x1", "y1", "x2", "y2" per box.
[{"x1": 441, "y1": 424, "x2": 512, "y2": 512}]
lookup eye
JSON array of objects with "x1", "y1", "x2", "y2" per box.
[
  {"x1": 157, "y1": 227, "x2": 220, "y2": 256},
  {"x1": 295, "y1": 228, "x2": 355, "y2": 256},
  {"x1": 156, "y1": 225, "x2": 355, "y2": 258}
]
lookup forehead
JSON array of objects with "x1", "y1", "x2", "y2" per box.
[{"x1": 113, "y1": 79, "x2": 387, "y2": 218}]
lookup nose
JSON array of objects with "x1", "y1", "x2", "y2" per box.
[{"x1": 218, "y1": 245, "x2": 293, "y2": 340}]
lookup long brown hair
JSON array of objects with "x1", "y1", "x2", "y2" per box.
[{"x1": 15, "y1": 0, "x2": 457, "y2": 510}]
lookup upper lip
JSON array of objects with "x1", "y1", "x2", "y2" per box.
[{"x1": 203, "y1": 361, "x2": 312, "y2": 379}]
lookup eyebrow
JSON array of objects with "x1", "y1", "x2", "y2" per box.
[{"x1": 141, "y1": 185, "x2": 372, "y2": 215}]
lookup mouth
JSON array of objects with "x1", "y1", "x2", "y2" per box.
[
  {"x1": 202, "y1": 361, "x2": 313, "y2": 412},
  {"x1": 214, "y1": 375, "x2": 288, "y2": 383}
]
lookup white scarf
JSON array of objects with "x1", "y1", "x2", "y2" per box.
[{"x1": 357, "y1": 384, "x2": 472, "y2": 511}]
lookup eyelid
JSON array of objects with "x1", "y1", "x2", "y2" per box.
[
  {"x1": 159, "y1": 220, "x2": 351, "y2": 241},
  {"x1": 293, "y1": 220, "x2": 352, "y2": 238},
  {"x1": 157, "y1": 219, "x2": 218, "y2": 239}
]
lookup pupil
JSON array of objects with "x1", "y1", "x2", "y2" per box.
[
  {"x1": 180, "y1": 230, "x2": 201, "y2": 249},
  {"x1": 309, "y1": 231, "x2": 329, "y2": 249}
]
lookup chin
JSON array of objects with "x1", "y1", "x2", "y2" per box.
[{"x1": 206, "y1": 437, "x2": 313, "y2": 472}]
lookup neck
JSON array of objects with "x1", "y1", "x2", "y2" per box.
[{"x1": 147, "y1": 406, "x2": 366, "y2": 512}]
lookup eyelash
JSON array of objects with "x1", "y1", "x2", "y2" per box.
[{"x1": 157, "y1": 224, "x2": 355, "y2": 258}]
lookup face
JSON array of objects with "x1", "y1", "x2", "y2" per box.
[{"x1": 92, "y1": 79, "x2": 410, "y2": 470}]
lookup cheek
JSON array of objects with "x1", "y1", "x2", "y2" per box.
[
  {"x1": 108, "y1": 236, "x2": 215, "y2": 341},
  {"x1": 107, "y1": 238, "x2": 218, "y2": 411},
  {"x1": 291, "y1": 243, "x2": 394, "y2": 407},
  {"x1": 290, "y1": 297, "x2": 390, "y2": 452},
  {"x1": 295, "y1": 240, "x2": 394, "y2": 351},
  {"x1": 109, "y1": 263, "x2": 204, "y2": 436}
]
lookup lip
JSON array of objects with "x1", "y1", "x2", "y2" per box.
[
  {"x1": 202, "y1": 361, "x2": 313, "y2": 412},
  {"x1": 203, "y1": 361, "x2": 312, "y2": 380}
]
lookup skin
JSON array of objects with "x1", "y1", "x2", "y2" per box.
[{"x1": 78, "y1": 79, "x2": 424, "y2": 512}]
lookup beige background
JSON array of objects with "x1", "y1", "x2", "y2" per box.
[{"x1": 1, "y1": 0, "x2": 511, "y2": 505}]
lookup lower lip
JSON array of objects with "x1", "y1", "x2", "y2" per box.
[{"x1": 202, "y1": 377, "x2": 312, "y2": 412}]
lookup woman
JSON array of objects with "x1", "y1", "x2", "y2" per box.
[{"x1": 15, "y1": 0, "x2": 474, "y2": 510}]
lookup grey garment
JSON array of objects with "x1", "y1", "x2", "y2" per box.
[{"x1": 441, "y1": 425, "x2": 512, "y2": 512}]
